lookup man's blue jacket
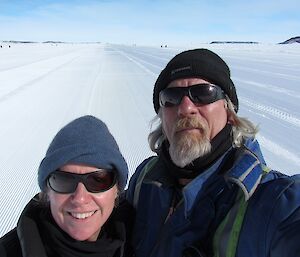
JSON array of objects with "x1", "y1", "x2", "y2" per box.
[{"x1": 126, "y1": 139, "x2": 300, "y2": 257}]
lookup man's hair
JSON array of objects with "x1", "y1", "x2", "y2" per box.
[{"x1": 148, "y1": 96, "x2": 258, "y2": 153}]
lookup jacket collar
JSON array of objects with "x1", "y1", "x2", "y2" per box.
[
  {"x1": 225, "y1": 139, "x2": 266, "y2": 201},
  {"x1": 145, "y1": 139, "x2": 267, "y2": 215},
  {"x1": 184, "y1": 139, "x2": 267, "y2": 216}
]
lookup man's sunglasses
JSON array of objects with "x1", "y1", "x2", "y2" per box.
[
  {"x1": 159, "y1": 83, "x2": 225, "y2": 107},
  {"x1": 47, "y1": 169, "x2": 117, "y2": 194}
]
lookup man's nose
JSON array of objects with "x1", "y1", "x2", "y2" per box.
[{"x1": 177, "y1": 96, "x2": 198, "y2": 117}]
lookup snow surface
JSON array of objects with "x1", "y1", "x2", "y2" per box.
[{"x1": 0, "y1": 42, "x2": 299, "y2": 237}]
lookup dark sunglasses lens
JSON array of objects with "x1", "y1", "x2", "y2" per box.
[
  {"x1": 191, "y1": 85, "x2": 220, "y2": 104},
  {"x1": 86, "y1": 171, "x2": 116, "y2": 192},
  {"x1": 160, "y1": 84, "x2": 224, "y2": 107},
  {"x1": 159, "y1": 88, "x2": 184, "y2": 107},
  {"x1": 48, "y1": 172, "x2": 77, "y2": 193}
]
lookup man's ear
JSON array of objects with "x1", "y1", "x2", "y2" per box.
[
  {"x1": 224, "y1": 100, "x2": 228, "y2": 109},
  {"x1": 226, "y1": 109, "x2": 234, "y2": 125}
]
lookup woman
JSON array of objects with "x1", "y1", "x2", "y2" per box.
[{"x1": 0, "y1": 115, "x2": 134, "y2": 257}]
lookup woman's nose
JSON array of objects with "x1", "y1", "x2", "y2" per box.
[{"x1": 71, "y1": 182, "x2": 91, "y2": 204}]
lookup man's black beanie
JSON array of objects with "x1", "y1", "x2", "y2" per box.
[{"x1": 153, "y1": 48, "x2": 238, "y2": 113}]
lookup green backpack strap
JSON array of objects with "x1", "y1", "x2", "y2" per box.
[
  {"x1": 133, "y1": 157, "x2": 158, "y2": 208},
  {"x1": 213, "y1": 190, "x2": 248, "y2": 257},
  {"x1": 213, "y1": 165, "x2": 271, "y2": 257}
]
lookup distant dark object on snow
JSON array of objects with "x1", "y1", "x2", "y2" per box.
[
  {"x1": 43, "y1": 41, "x2": 65, "y2": 44},
  {"x1": 160, "y1": 44, "x2": 168, "y2": 48},
  {"x1": 279, "y1": 36, "x2": 300, "y2": 44},
  {"x1": 210, "y1": 41, "x2": 259, "y2": 44}
]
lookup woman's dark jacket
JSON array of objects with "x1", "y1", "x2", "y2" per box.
[{"x1": 0, "y1": 194, "x2": 134, "y2": 257}]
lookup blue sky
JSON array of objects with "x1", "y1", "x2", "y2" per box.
[{"x1": 0, "y1": 0, "x2": 299, "y2": 45}]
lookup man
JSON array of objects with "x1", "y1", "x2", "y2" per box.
[{"x1": 126, "y1": 49, "x2": 300, "y2": 257}]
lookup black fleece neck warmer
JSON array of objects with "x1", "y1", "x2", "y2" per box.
[
  {"x1": 161, "y1": 124, "x2": 233, "y2": 179},
  {"x1": 38, "y1": 210, "x2": 124, "y2": 257}
]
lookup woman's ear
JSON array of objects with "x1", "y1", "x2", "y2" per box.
[{"x1": 114, "y1": 194, "x2": 119, "y2": 208}]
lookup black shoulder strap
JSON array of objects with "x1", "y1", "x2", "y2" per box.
[
  {"x1": 133, "y1": 157, "x2": 158, "y2": 208},
  {"x1": 17, "y1": 197, "x2": 48, "y2": 257}
]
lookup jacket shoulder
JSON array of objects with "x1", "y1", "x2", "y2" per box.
[
  {"x1": 250, "y1": 173, "x2": 300, "y2": 221},
  {"x1": 126, "y1": 156, "x2": 157, "y2": 204},
  {"x1": 0, "y1": 228, "x2": 22, "y2": 257},
  {"x1": 238, "y1": 174, "x2": 300, "y2": 256}
]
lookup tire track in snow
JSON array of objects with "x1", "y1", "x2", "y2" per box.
[
  {"x1": 0, "y1": 56, "x2": 80, "y2": 104},
  {"x1": 0, "y1": 164, "x2": 39, "y2": 236},
  {"x1": 231, "y1": 64, "x2": 300, "y2": 81},
  {"x1": 257, "y1": 135, "x2": 300, "y2": 168},
  {"x1": 240, "y1": 96, "x2": 300, "y2": 128},
  {"x1": 0, "y1": 46, "x2": 87, "y2": 73},
  {"x1": 122, "y1": 48, "x2": 171, "y2": 62},
  {"x1": 233, "y1": 77, "x2": 300, "y2": 99},
  {"x1": 113, "y1": 49, "x2": 161, "y2": 76}
]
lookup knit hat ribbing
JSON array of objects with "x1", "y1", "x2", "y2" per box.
[
  {"x1": 38, "y1": 115, "x2": 128, "y2": 192},
  {"x1": 153, "y1": 48, "x2": 238, "y2": 113}
]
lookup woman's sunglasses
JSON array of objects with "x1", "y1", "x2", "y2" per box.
[
  {"x1": 47, "y1": 169, "x2": 117, "y2": 194},
  {"x1": 159, "y1": 83, "x2": 225, "y2": 107}
]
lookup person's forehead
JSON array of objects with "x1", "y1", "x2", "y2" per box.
[
  {"x1": 167, "y1": 77, "x2": 211, "y2": 88},
  {"x1": 59, "y1": 163, "x2": 99, "y2": 174}
]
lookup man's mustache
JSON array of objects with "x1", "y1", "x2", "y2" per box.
[{"x1": 175, "y1": 117, "x2": 206, "y2": 132}]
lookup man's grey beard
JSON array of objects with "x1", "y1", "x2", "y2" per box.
[{"x1": 168, "y1": 117, "x2": 212, "y2": 168}]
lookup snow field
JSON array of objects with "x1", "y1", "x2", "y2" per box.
[{"x1": 0, "y1": 42, "x2": 299, "y2": 237}]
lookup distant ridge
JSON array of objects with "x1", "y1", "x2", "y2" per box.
[
  {"x1": 279, "y1": 36, "x2": 300, "y2": 44},
  {"x1": 1, "y1": 40, "x2": 100, "y2": 44},
  {"x1": 1, "y1": 40, "x2": 36, "y2": 43},
  {"x1": 210, "y1": 41, "x2": 259, "y2": 44}
]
